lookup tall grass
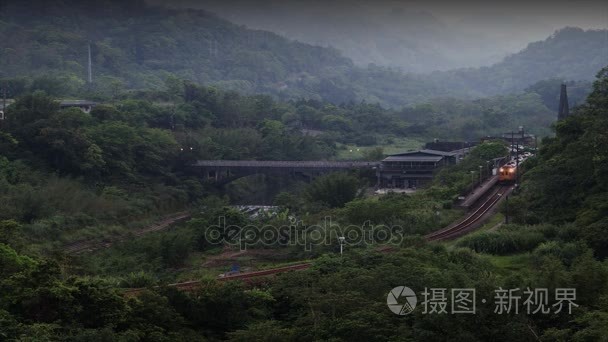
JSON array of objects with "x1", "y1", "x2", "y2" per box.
[{"x1": 456, "y1": 224, "x2": 558, "y2": 255}]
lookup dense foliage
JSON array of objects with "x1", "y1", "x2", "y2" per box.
[
  {"x1": 433, "y1": 141, "x2": 508, "y2": 196},
  {"x1": 510, "y1": 67, "x2": 608, "y2": 259},
  {"x1": 2, "y1": 236, "x2": 607, "y2": 341},
  {"x1": 1, "y1": 73, "x2": 608, "y2": 339},
  {"x1": 1, "y1": 1, "x2": 608, "y2": 339},
  {"x1": 429, "y1": 27, "x2": 607, "y2": 96}
]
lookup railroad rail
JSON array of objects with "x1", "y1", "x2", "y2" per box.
[
  {"x1": 64, "y1": 211, "x2": 191, "y2": 254},
  {"x1": 424, "y1": 185, "x2": 512, "y2": 241},
  {"x1": 123, "y1": 263, "x2": 311, "y2": 296},
  {"x1": 122, "y1": 185, "x2": 511, "y2": 296}
]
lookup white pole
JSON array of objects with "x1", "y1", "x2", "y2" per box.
[{"x1": 88, "y1": 43, "x2": 93, "y2": 83}]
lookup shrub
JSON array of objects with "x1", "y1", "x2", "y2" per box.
[{"x1": 457, "y1": 229, "x2": 545, "y2": 254}]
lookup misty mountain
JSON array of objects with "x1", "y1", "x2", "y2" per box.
[
  {"x1": 0, "y1": 0, "x2": 605, "y2": 108},
  {"x1": 150, "y1": 0, "x2": 521, "y2": 72},
  {"x1": 283, "y1": 26, "x2": 607, "y2": 105},
  {"x1": 154, "y1": 0, "x2": 605, "y2": 73},
  {"x1": 0, "y1": 0, "x2": 352, "y2": 92},
  {"x1": 0, "y1": 0, "x2": 460, "y2": 104},
  {"x1": 431, "y1": 27, "x2": 608, "y2": 96}
]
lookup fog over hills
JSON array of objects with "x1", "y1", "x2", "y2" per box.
[
  {"x1": 1, "y1": 0, "x2": 606, "y2": 108},
  {"x1": 3, "y1": 2, "x2": 608, "y2": 341},
  {"x1": 150, "y1": 0, "x2": 608, "y2": 73}
]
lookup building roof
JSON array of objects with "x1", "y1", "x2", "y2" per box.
[
  {"x1": 499, "y1": 133, "x2": 535, "y2": 139},
  {"x1": 383, "y1": 155, "x2": 444, "y2": 163},
  {"x1": 424, "y1": 141, "x2": 475, "y2": 152},
  {"x1": 419, "y1": 149, "x2": 457, "y2": 156},
  {"x1": 387, "y1": 149, "x2": 457, "y2": 158},
  {"x1": 300, "y1": 129, "x2": 324, "y2": 137}
]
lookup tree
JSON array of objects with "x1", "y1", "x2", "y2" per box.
[
  {"x1": 469, "y1": 141, "x2": 508, "y2": 160},
  {"x1": 228, "y1": 321, "x2": 295, "y2": 341},
  {"x1": 0, "y1": 220, "x2": 21, "y2": 247},
  {"x1": 361, "y1": 147, "x2": 384, "y2": 161},
  {"x1": 305, "y1": 172, "x2": 361, "y2": 208}
]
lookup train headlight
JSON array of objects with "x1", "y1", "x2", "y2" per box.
[
  {"x1": 509, "y1": 169, "x2": 515, "y2": 173},
  {"x1": 499, "y1": 168, "x2": 504, "y2": 172}
]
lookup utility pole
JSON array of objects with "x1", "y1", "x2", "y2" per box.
[
  {"x1": 208, "y1": 39, "x2": 218, "y2": 58},
  {"x1": 558, "y1": 83, "x2": 570, "y2": 120},
  {"x1": 487, "y1": 160, "x2": 491, "y2": 178},
  {"x1": 510, "y1": 131, "x2": 515, "y2": 163},
  {"x1": 470, "y1": 170, "x2": 476, "y2": 190},
  {"x1": 1, "y1": 80, "x2": 7, "y2": 122},
  {"x1": 88, "y1": 43, "x2": 93, "y2": 84},
  {"x1": 170, "y1": 107, "x2": 175, "y2": 130},
  {"x1": 515, "y1": 137, "x2": 520, "y2": 186},
  {"x1": 505, "y1": 195, "x2": 509, "y2": 224},
  {"x1": 2, "y1": 80, "x2": 6, "y2": 112}
]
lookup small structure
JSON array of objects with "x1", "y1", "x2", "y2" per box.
[
  {"x1": 376, "y1": 149, "x2": 457, "y2": 189},
  {"x1": 558, "y1": 83, "x2": 570, "y2": 120},
  {"x1": 300, "y1": 128, "x2": 324, "y2": 137},
  {"x1": 59, "y1": 100, "x2": 96, "y2": 113},
  {"x1": 1, "y1": 99, "x2": 15, "y2": 120}
]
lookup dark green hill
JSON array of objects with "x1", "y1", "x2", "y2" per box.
[
  {"x1": 0, "y1": 1, "x2": 606, "y2": 107},
  {"x1": 0, "y1": 0, "x2": 350, "y2": 88},
  {"x1": 433, "y1": 27, "x2": 608, "y2": 96}
]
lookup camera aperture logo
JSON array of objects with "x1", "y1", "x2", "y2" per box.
[{"x1": 387, "y1": 286, "x2": 417, "y2": 315}]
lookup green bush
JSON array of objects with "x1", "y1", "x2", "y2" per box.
[{"x1": 457, "y1": 228, "x2": 545, "y2": 254}]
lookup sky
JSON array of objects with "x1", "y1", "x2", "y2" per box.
[
  {"x1": 392, "y1": 0, "x2": 608, "y2": 26},
  {"x1": 148, "y1": 0, "x2": 608, "y2": 72},
  {"x1": 155, "y1": 0, "x2": 608, "y2": 31}
]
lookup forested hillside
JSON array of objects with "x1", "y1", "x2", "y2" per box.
[
  {"x1": 1, "y1": 70, "x2": 608, "y2": 340},
  {"x1": 0, "y1": 0, "x2": 605, "y2": 107},
  {"x1": 0, "y1": 0, "x2": 352, "y2": 96},
  {"x1": 3, "y1": 0, "x2": 608, "y2": 339},
  {"x1": 512, "y1": 67, "x2": 608, "y2": 255},
  {"x1": 163, "y1": 0, "x2": 607, "y2": 73},
  {"x1": 432, "y1": 27, "x2": 608, "y2": 96}
]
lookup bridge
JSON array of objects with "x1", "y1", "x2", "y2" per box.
[{"x1": 193, "y1": 160, "x2": 378, "y2": 184}]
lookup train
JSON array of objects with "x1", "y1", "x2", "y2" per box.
[{"x1": 498, "y1": 164, "x2": 517, "y2": 183}]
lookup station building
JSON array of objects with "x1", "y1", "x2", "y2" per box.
[{"x1": 376, "y1": 149, "x2": 458, "y2": 189}]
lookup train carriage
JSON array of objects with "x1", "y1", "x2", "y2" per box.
[{"x1": 498, "y1": 164, "x2": 517, "y2": 183}]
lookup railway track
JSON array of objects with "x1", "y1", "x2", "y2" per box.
[
  {"x1": 64, "y1": 211, "x2": 191, "y2": 254},
  {"x1": 123, "y1": 185, "x2": 511, "y2": 296},
  {"x1": 424, "y1": 185, "x2": 512, "y2": 242},
  {"x1": 123, "y1": 263, "x2": 311, "y2": 296}
]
